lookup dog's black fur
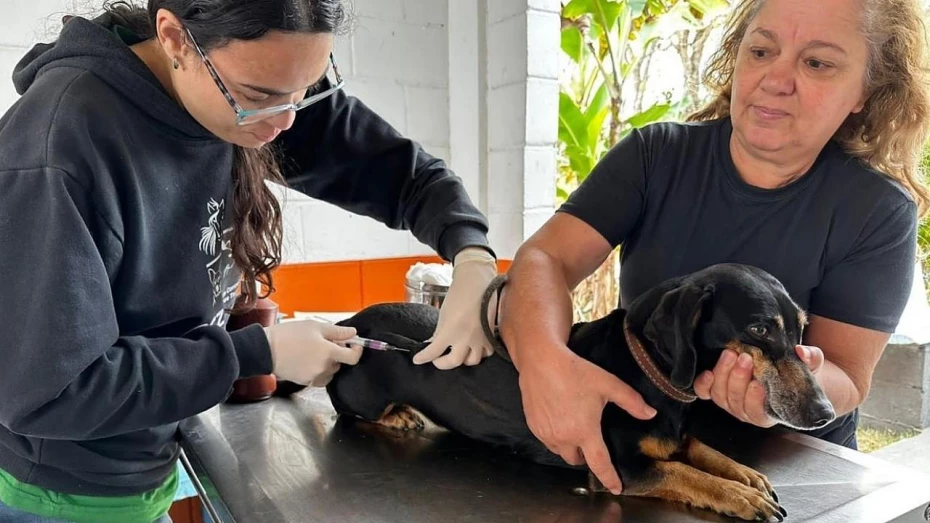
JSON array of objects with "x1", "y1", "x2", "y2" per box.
[{"x1": 290, "y1": 263, "x2": 834, "y2": 521}]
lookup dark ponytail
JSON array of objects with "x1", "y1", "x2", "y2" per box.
[{"x1": 100, "y1": 0, "x2": 347, "y2": 308}]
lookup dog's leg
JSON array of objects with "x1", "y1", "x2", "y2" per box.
[
  {"x1": 376, "y1": 404, "x2": 426, "y2": 432},
  {"x1": 622, "y1": 461, "x2": 786, "y2": 522},
  {"x1": 682, "y1": 437, "x2": 778, "y2": 502},
  {"x1": 583, "y1": 436, "x2": 785, "y2": 521}
]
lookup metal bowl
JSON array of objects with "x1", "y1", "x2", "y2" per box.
[{"x1": 405, "y1": 279, "x2": 449, "y2": 309}]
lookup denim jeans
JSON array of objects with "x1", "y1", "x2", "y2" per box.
[{"x1": 0, "y1": 499, "x2": 171, "y2": 523}]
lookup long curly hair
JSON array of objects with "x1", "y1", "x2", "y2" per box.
[
  {"x1": 689, "y1": 0, "x2": 930, "y2": 219},
  {"x1": 100, "y1": 0, "x2": 348, "y2": 308}
]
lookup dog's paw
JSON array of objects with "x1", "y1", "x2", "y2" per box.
[
  {"x1": 714, "y1": 461, "x2": 778, "y2": 504},
  {"x1": 705, "y1": 481, "x2": 786, "y2": 522},
  {"x1": 683, "y1": 438, "x2": 778, "y2": 504},
  {"x1": 377, "y1": 404, "x2": 426, "y2": 432}
]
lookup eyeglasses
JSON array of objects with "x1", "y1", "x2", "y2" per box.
[{"x1": 186, "y1": 29, "x2": 346, "y2": 126}]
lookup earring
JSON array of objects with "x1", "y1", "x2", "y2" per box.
[{"x1": 172, "y1": 58, "x2": 179, "y2": 70}]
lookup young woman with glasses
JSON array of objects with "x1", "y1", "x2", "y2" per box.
[{"x1": 0, "y1": 1, "x2": 498, "y2": 521}]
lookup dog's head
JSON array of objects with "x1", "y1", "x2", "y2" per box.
[{"x1": 626, "y1": 263, "x2": 835, "y2": 431}]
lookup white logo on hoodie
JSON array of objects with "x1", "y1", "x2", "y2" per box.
[{"x1": 199, "y1": 198, "x2": 239, "y2": 327}]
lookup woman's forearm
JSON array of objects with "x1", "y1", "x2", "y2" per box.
[
  {"x1": 817, "y1": 359, "x2": 864, "y2": 417},
  {"x1": 499, "y1": 246, "x2": 575, "y2": 371}
]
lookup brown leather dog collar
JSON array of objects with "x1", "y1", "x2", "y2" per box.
[{"x1": 623, "y1": 319, "x2": 698, "y2": 404}]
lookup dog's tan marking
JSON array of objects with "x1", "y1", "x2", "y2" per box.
[
  {"x1": 774, "y1": 358, "x2": 812, "y2": 394},
  {"x1": 798, "y1": 310, "x2": 808, "y2": 328},
  {"x1": 725, "y1": 342, "x2": 777, "y2": 382},
  {"x1": 683, "y1": 437, "x2": 775, "y2": 498},
  {"x1": 726, "y1": 341, "x2": 751, "y2": 356},
  {"x1": 376, "y1": 404, "x2": 426, "y2": 431},
  {"x1": 774, "y1": 315, "x2": 784, "y2": 330},
  {"x1": 729, "y1": 341, "x2": 829, "y2": 430},
  {"x1": 377, "y1": 402, "x2": 397, "y2": 420},
  {"x1": 624, "y1": 461, "x2": 783, "y2": 521},
  {"x1": 638, "y1": 436, "x2": 680, "y2": 460}
]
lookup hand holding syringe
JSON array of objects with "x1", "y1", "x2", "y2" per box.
[
  {"x1": 304, "y1": 315, "x2": 410, "y2": 352},
  {"x1": 343, "y1": 335, "x2": 410, "y2": 352}
]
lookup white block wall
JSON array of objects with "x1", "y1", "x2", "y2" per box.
[
  {"x1": 0, "y1": 2, "x2": 76, "y2": 109},
  {"x1": 0, "y1": 0, "x2": 560, "y2": 263},
  {"x1": 278, "y1": 0, "x2": 454, "y2": 263},
  {"x1": 486, "y1": 0, "x2": 561, "y2": 257},
  {"x1": 283, "y1": 0, "x2": 561, "y2": 262}
]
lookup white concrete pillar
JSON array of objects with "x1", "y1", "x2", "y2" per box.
[{"x1": 485, "y1": 0, "x2": 561, "y2": 258}]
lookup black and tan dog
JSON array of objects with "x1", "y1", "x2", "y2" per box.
[{"x1": 303, "y1": 263, "x2": 835, "y2": 521}]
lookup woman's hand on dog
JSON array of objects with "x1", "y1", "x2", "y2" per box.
[
  {"x1": 414, "y1": 248, "x2": 498, "y2": 369},
  {"x1": 796, "y1": 344, "x2": 825, "y2": 376},
  {"x1": 693, "y1": 345, "x2": 825, "y2": 427},
  {"x1": 518, "y1": 346, "x2": 658, "y2": 496}
]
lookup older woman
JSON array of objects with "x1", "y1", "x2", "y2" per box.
[{"x1": 499, "y1": 0, "x2": 929, "y2": 495}]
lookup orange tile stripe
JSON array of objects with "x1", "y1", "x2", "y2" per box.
[{"x1": 269, "y1": 256, "x2": 512, "y2": 317}]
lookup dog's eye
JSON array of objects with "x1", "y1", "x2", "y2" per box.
[{"x1": 749, "y1": 325, "x2": 768, "y2": 338}]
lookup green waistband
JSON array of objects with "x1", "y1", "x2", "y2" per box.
[{"x1": 0, "y1": 465, "x2": 178, "y2": 523}]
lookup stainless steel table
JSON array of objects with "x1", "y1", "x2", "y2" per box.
[{"x1": 179, "y1": 389, "x2": 930, "y2": 523}]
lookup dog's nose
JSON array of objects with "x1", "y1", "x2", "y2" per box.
[{"x1": 810, "y1": 400, "x2": 836, "y2": 429}]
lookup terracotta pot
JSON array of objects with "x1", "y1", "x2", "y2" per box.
[{"x1": 225, "y1": 297, "x2": 279, "y2": 403}]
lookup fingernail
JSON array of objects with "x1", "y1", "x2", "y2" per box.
[
  {"x1": 738, "y1": 353, "x2": 753, "y2": 369},
  {"x1": 721, "y1": 350, "x2": 736, "y2": 365},
  {"x1": 800, "y1": 346, "x2": 810, "y2": 360},
  {"x1": 645, "y1": 406, "x2": 657, "y2": 418}
]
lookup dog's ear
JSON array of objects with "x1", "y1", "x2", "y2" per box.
[{"x1": 642, "y1": 283, "x2": 714, "y2": 389}]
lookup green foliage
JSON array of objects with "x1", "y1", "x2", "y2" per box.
[
  {"x1": 918, "y1": 147, "x2": 930, "y2": 282},
  {"x1": 557, "y1": 0, "x2": 728, "y2": 204},
  {"x1": 557, "y1": 0, "x2": 730, "y2": 321}
]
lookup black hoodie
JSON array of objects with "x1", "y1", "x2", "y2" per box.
[{"x1": 0, "y1": 15, "x2": 490, "y2": 496}]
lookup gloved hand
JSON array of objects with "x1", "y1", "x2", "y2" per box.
[
  {"x1": 414, "y1": 247, "x2": 498, "y2": 370},
  {"x1": 264, "y1": 320, "x2": 363, "y2": 387}
]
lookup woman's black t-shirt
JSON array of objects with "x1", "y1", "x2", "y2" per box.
[{"x1": 559, "y1": 117, "x2": 918, "y2": 447}]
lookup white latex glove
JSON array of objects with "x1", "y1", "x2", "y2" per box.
[
  {"x1": 414, "y1": 247, "x2": 498, "y2": 370},
  {"x1": 264, "y1": 320, "x2": 363, "y2": 387}
]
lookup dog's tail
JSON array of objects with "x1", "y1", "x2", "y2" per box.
[{"x1": 479, "y1": 274, "x2": 512, "y2": 363}]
